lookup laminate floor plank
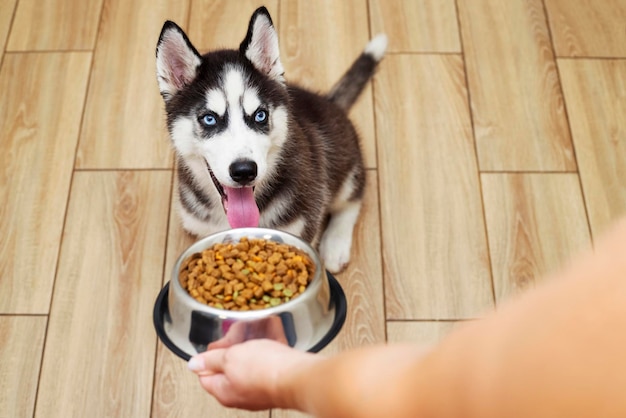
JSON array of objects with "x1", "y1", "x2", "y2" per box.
[
  {"x1": 279, "y1": 0, "x2": 377, "y2": 169},
  {"x1": 482, "y1": 173, "x2": 591, "y2": 303},
  {"x1": 7, "y1": 0, "x2": 102, "y2": 51},
  {"x1": 0, "y1": 52, "x2": 91, "y2": 314},
  {"x1": 0, "y1": 0, "x2": 17, "y2": 55},
  {"x1": 545, "y1": 0, "x2": 626, "y2": 58},
  {"x1": 387, "y1": 321, "x2": 458, "y2": 345},
  {"x1": 369, "y1": 0, "x2": 461, "y2": 53},
  {"x1": 0, "y1": 317, "x2": 47, "y2": 418},
  {"x1": 75, "y1": 0, "x2": 190, "y2": 169},
  {"x1": 35, "y1": 171, "x2": 171, "y2": 417},
  {"x1": 376, "y1": 55, "x2": 493, "y2": 320},
  {"x1": 188, "y1": 0, "x2": 279, "y2": 51},
  {"x1": 457, "y1": 0, "x2": 575, "y2": 171},
  {"x1": 559, "y1": 59, "x2": 626, "y2": 238}
]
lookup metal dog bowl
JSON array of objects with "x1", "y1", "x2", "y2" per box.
[{"x1": 153, "y1": 228, "x2": 347, "y2": 360}]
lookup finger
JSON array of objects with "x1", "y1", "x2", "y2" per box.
[{"x1": 188, "y1": 348, "x2": 226, "y2": 376}]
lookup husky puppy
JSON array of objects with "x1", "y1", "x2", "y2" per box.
[{"x1": 156, "y1": 7, "x2": 386, "y2": 273}]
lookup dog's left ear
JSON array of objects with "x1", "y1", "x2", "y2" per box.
[{"x1": 240, "y1": 7, "x2": 284, "y2": 83}]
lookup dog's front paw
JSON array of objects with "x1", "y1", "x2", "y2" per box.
[{"x1": 319, "y1": 235, "x2": 352, "y2": 274}]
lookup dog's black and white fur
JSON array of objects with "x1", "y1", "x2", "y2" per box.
[{"x1": 156, "y1": 7, "x2": 386, "y2": 273}]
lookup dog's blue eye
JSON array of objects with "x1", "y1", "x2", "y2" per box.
[
  {"x1": 254, "y1": 109, "x2": 268, "y2": 124},
  {"x1": 201, "y1": 114, "x2": 217, "y2": 127}
]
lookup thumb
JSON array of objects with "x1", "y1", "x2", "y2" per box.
[{"x1": 188, "y1": 348, "x2": 226, "y2": 376}]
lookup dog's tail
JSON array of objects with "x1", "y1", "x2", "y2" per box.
[{"x1": 327, "y1": 34, "x2": 388, "y2": 111}]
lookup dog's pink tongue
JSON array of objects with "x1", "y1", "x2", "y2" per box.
[{"x1": 224, "y1": 186, "x2": 260, "y2": 228}]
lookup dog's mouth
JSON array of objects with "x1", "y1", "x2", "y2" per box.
[{"x1": 206, "y1": 160, "x2": 260, "y2": 229}]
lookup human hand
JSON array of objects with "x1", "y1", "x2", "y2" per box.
[{"x1": 188, "y1": 338, "x2": 321, "y2": 410}]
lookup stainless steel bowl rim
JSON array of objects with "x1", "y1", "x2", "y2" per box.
[{"x1": 171, "y1": 227, "x2": 325, "y2": 319}]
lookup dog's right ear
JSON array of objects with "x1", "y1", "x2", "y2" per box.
[{"x1": 156, "y1": 21, "x2": 202, "y2": 101}]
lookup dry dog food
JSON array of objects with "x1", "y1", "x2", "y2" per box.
[{"x1": 179, "y1": 237, "x2": 316, "y2": 311}]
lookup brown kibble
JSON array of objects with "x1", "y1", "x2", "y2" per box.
[
  {"x1": 266, "y1": 263, "x2": 276, "y2": 275},
  {"x1": 224, "y1": 283, "x2": 233, "y2": 296},
  {"x1": 262, "y1": 280, "x2": 274, "y2": 292},
  {"x1": 241, "y1": 288, "x2": 254, "y2": 300},
  {"x1": 276, "y1": 262, "x2": 287, "y2": 276},
  {"x1": 210, "y1": 284, "x2": 225, "y2": 295},
  {"x1": 250, "y1": 273, "x2": 263, "y2": 284},
  {"x1": 180, "y1": 237, "x2": 315, "y2": 311},
  {"x1": 203, "y1": 277, "x2": 217, "y2": 290},
  {"x1": 268, "y1": 252, "x2": 282, "y2": 265}
]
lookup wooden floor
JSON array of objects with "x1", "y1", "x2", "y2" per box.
[{"x1": 1, "y1": 0, "x2": 625, "y2": 416}]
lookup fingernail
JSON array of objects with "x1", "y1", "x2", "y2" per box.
[{"x1": 187, "y1": 356, "x2": 206, "y2": 372}]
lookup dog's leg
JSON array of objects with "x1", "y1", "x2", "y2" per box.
[{"x1": 319, "y1": 199, "x2": 362, "y2": 273}]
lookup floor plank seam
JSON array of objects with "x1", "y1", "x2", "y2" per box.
[
  {"x1": 0, "y1": 0, "x2": 19, "y2": 71},
  {"x1": 453, "y1": 0, "x2": 497, "y2": 307},
  {"x1": 30, "y1": 0, "x2": 107, "y2": 415},
  {"x1": 540, "y1": 0, "x2": 595, "y2": 245}
]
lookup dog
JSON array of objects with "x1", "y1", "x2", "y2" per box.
[{"x1": 155, "y1": 6, "x2": 386, "y2": 273}]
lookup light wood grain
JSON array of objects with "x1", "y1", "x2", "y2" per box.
[
  {"x1": 375, "y1": 55, "x2": 493, "y2": 320},
  {"x1": 279, "y1": 0, "x2": 377, "y2": 169},
  {"x1": 545, "y1": 0, "x2": 626, "y2": 58},
  {"x1": 189, "y1": 0, "x2": 279, "y2": 52},
  {"x1": 272, "y1": 410, "x2": 312, "y2": 418},
  {"x1": 0, "y1": 0, "x2": 17, "y2": 55},
  {"x1": 482, "y1": 173, "x2": 591, "y2": 303},
  {"x1": 75, "y1": 0, "x2": 188, "y2": 169},
  {"x1": 0, "y1": 52, "x2": 91, "y2": 314},
  {"x1": 0, "y1": 317, "x2": 46, "y2": 418},
  {"x1": 369, "y1": 0, "x2": 460, "y2": 53},
  {"x1": 387, "y1": 321, "x2": 458, "y2": 345},
  {"x1": 457, "y1": 0, "x2": 576, "y2": 171},
  {"x1": 6, "y1": 0, "x2": 102, "y2": 51},
  {"x1": 35, "y1": 171, "x2": 171, "y2": 417},
  {"x1": 559, "y1": 59, "x2": 626, "y2": 238}
]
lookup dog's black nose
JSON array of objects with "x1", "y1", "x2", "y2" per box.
[{"x1": 229, "y1": 160, "x2": 257, "y2": 185}]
